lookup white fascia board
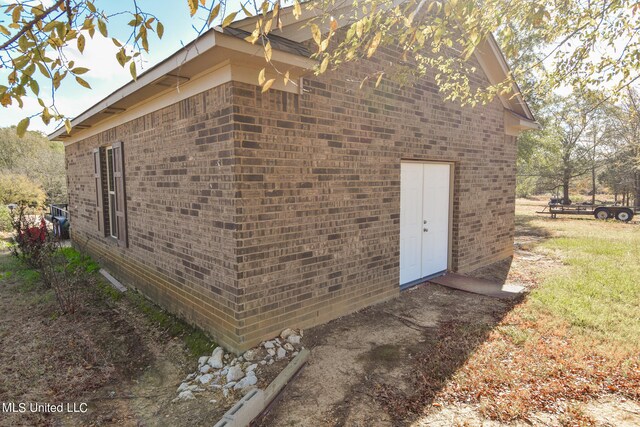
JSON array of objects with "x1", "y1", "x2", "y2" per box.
[
  {"x1": 51, "y1": 30, "x2": 315, "y2": 142},
  {"x1": 50, "y1": 30, "x2": 219, "y2": 140},
  {"x1": 504, "y1": 109, "x2": 540, "y2": 136}
]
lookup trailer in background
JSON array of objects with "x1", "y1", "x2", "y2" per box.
[{"x1": 537, "y1": 199, "x2": 637, "y2": 221}]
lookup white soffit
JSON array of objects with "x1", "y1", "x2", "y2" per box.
[{"x1": 50, "y1": 29, "x2": 315, "y2": 142}]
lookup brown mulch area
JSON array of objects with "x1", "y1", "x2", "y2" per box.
[
  {"x1": 0, "y1": 275, "x2": 149, "y2": 426},
  {"x1": 369, "y1": 304, "x2": 640, "y2": 425},
  {"x1": 435, "y1": 312, "x2": 640, "y2": 422}
]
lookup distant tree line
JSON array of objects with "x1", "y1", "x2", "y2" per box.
[
  {"x1": 516, "y1": 88, "x2": 640, "y2": 207},
  {"x1": 0, "y1": 126, "x2": 66, "y2": 206}
]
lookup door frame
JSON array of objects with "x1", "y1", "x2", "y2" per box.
[{"x1": 399, "y1": 159, "x2": 455, "y2": 289}]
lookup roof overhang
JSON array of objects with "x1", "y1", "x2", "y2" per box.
[
  {"x1": 505, "y1": 109, "x2": 540, "y2": 136},
  {"x1": 473, "y1": 34, "x2": 536, "y2": 123},
  {"x1": 52, "y1": 0, "x2": 538, "y2": 142},
  {"x1": 50, "y1": 28, "x2": 316, "y2": 142}
]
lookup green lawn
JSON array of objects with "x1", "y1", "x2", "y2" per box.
[{"x1": 533, "y1": 218, "x2": 640, "y2": 350}]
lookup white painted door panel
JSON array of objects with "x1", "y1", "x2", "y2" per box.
[
  {"x1": 421, "y1": 164, "x2": 450, "y2": 277},
  {"x1": 399, "y1": 163, "x2": 423, "y2": 284},
  {"x1": 400, "y1": 162, "x2": 451, "y2": 286}
]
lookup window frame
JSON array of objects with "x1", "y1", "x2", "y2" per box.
[{"x1": 105, "y1": 146, "x2": 117, "y2": 239}]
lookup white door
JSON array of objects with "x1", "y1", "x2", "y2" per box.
[{"x1": 400, "y1": 162, "x2": 451, "y2": 285}]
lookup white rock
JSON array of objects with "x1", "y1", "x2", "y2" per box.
[
  {"x1": 243, "y1": 349, "x2": 257, "y2": 361},
  {"x1": 299, "y1": 330, "x2": 304, "y2": 337},
  {"x1": 186, "y1": 373, "x2": 196, "y2": 380},
  {"x1": 246, "y1": 363, "x2": 258, "y2": 373},
  {"x1": 277, "y1": 347, "x2": 287, "y2": 360},
  {"x1": 199, "y1": 374, "x2": 214, "y2": 384},
  {"x1": 210, "y1": 384, "x2": 222, "y2": 389},
  {"x1": 209, "y1": 399, "x2": 217, "y2": 404},
  {"x1": 275, "y1": 338, "x2": 282, "y2": 345},
  {"x1": 280, "y1": 328, "x2": 296, "y2": 340},
  {"x1": 263, "y1": 341, "x2": 275, "y2": 349},
  {"x1": 287, "y1": 335, "x2": 301, "y2": 345},
  {"x1": 268, "y1": 359, "x2": 274, "y2": 365},
  {"x1": 234, "y1": 372, "x2": 257, "y2": 390},
  {"x1": 292, "y1": 351, "x2": 299, "y2": 357},
  {"x1": 230, "y1": 358, "x2": 237, "y2": 365},
  {"x1": 198, "y1": 356, "x2": 209, "y2": 367},
  {"x1": 267, "y1": 349, "x2": 276, "y2": 357},
  {"x1": 283, "y1": 343, "x2": 294, "y2": 351},
  {"x1": 200, "y1": 364, "x2": 212, "y2": 374},
  {"x1": 174, "y1": 390, "x2": 195, "y2": 401},
  {"x1": 220, "y1": 368, "x2": 228, "y2": 376},
  {"x1": 187, "y1": 384, "x2": 199, "y2": 391},
  {"x1": 223, "y1": 389, "x2": 230, "y2": 398},
  {"x1": 259, "y1": 360, "x2": 267, "y2": 365},
  {"x1": 226, "y1": 366, "x2": 245, "y2": 382},
  {"x1": 224, "y1": 381, "x2": 237, "y2": 389},
  {"x1": 210, "y1": 347, "x2": 225, "y2": 369},
  {"x1": 177, "y1": 382, "x2": 190, "y2": 393}
]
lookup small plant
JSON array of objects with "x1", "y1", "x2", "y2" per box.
[
  {"x1": 7, "y1": 204, "x2": 96, "y2": 315},
  {"x1": 9, "y1": 204, "x2": 51, "y2": 268},
  {"x1": 0, "y1": 205, "x2": 11, "y2": 232},
  {"x1": 38, "y1": 240, "x2": 96, "y2": 315}
]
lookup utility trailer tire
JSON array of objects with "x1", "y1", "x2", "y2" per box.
[
  {"x1": 615, "y1": 209, "x2": 634, "y2": 222},
  {"x1": 594, "y1": 208, "x2": 611, "y2": 220}
]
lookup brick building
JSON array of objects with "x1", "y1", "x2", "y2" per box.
[{"x1": 51, "y1": 9, "x2": 537, "y2": 352}]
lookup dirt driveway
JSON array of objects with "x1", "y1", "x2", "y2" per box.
[{"x1": 259, "y1": 264, "x2": 522, "y2": 426}]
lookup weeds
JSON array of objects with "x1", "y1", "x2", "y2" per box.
[{"x1": 123, "y1": 290, "x2": 215, "y2": 357}]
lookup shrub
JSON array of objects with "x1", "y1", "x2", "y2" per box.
[
  {"x1": 9, "y1": 205, "x2": 51, "y2": 268},
  {"x1": 0, "y1": 205, "x2": 11, "y2": 232},
  {"x1": 39, "y1": 240, "x2": 96, "y2": 315},
  {"x1": 0, "y1": 174, "x2": 46, "y2": 207}
]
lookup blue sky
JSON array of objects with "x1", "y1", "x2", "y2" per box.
[{"x1": 0, "y1": 0, "x2": 242, "y2": 133}]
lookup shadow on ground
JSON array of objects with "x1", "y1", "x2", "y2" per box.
[
  {"x1": 258, "y1": 217, "x2": 558, "y2": 427},
  {"x1": 259, "y1": 277, "x2": 525, "y2": 426}
]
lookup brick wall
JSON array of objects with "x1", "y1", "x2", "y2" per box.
[
  {"x1": 231, "y1": 52, "x2": 515, "y2": 347},
  {"x1": 66, "y1": 48, "x2": 516, "y2": 352},
  {"x1": 66, "y1": 82, "x2": 244, "y2": 349}
]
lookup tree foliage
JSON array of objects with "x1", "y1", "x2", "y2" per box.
[
  {"x1": 0, "y1": 173, "x2": 46, "y2": 206},
  {"x1": 1, "y1": 0, "x2": 640, "y2": 133},
  {"x1": 603, "y1": 88, "x2": 640, "y2": 205},
  {"x1": 0, "y1": 126, "x2": 66, "y2": 203}
]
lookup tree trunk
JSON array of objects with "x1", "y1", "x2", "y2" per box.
[
  {"x1": 635, "y1": 171, "x2": 640, "y2": 208},
  {"x1": 591, "y1": 132, "x2": 597, "y2": 205},
  {"x1": 563, "y1": 170, "x2": 571, "y2": 204},
  {"x1": 591, "y1": 165, "x2": 596, "y2": 204}
]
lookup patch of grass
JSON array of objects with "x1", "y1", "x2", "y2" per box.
[
  {"x1": 59, "y1": 247, "x2": 100, "y2": 273},
  {"x1": 496, "y1": 325, "x2": 531, "y2": 346},
  {"x1": 531, "y1": 222, "x2": 640, "y2": 350},
  {"x1": 125, "y1": 290, "x2": 215, "y2": 357},
  {"x1": 96, "y1": 280, "x2": 124, "y2": 302},
  {"x1": 434, "y1": 209, "x2": 640, "y2": 421}
]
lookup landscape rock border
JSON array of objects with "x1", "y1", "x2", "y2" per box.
[
  {"x1": 214, "y1": 348, "x2": 310, "y2": 427},
  {"x1": 173, "y1": 328, "x2": 305, "y2": 407}
]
